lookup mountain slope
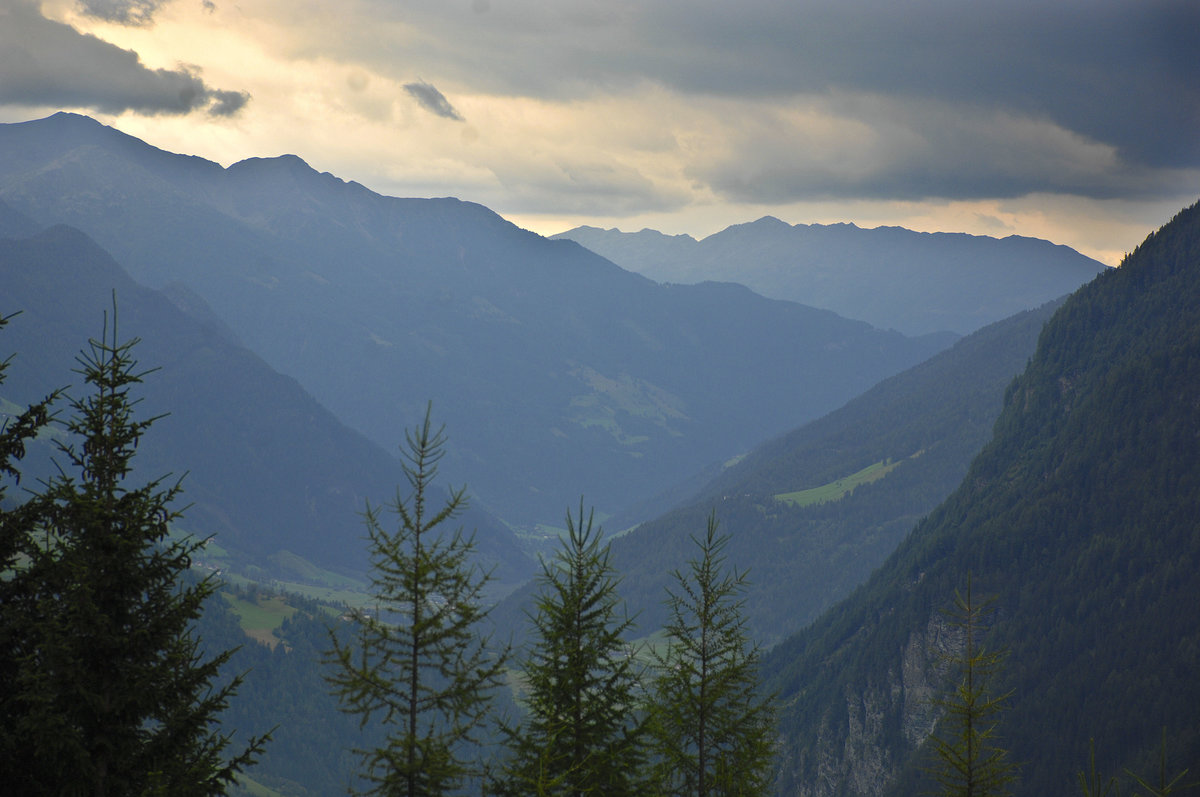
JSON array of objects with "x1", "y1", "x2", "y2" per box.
[
  {"x1": 761, "y1": 200, "x2": 1200, "y2": 796},
  {"x1": 556, "y1": 218, "x2": 1105, "y2": 336},
  {"x1": 605, "y1": 298, "x2": 1062, "y2": 647},
  {"x1": 0, "y1": 113, "x2": 955, "y2": 527},
  {"x1": 0, "y1": 224, "x2": 533, "y2": 588}
]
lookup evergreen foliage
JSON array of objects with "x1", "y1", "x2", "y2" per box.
[
  {"x1": 0, "y1": 308, "x2": 267, "y2": 795},
  {"x1": 1124, "y1": 730, "x2": 1198, "y2": 797},
  {"x1": 1077, "y1": 739, "x2": 1120, "y2": 797},
  {"x1": 761, "y1": 200, "x2": 1200, "y2": 795},
  {"x1": 326, "y1": 404, "x2": 508, "y2": 796},
  {"x1": 925, "y1": 574, "x2": 1017, "y2": 797},
  {"x1": 0, "y1": 310, "x2": 61, "y2": 785},
  {"x1": 495, "y1": 500, "x2": 645, "y2": 795},
  {"x1": 0, "y1": 309, "x2": 58, "y2": 570},
  {"x1": 647, "y1": 512, "x2": 776, "y2": 796},
  {"x1": 598, "y1": 300, "x2": 1058, "y2": 648}
]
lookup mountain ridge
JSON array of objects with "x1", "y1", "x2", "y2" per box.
[
  {"x1": 0, "y1": 113, "x2": 954, "y2": 528},
  {"x1": 608, "y1": 297, "x2": 1063, "y2": 646},
  {"x1": 760, "y1": 199, "x2": 1200, "y2": 796},
  {"x1": 556, "y1": 216, "x2": 1106, "y2": 336},
  {"x1": 0, "y1": 223, "x2": 534, "y2": 587}
]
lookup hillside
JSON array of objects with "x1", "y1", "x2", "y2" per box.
[
  {"x1": 760, "y1": 200, "x2": 1200, "y2": 795},
  {"x1": 556, "y1": 218, "x2": 1105, "y2": 336},
  {"x1": 0, "y1": 224, "x2": 534, "y2": 589},
  {"x1": 488, "y1": 298, "x2": 1061, "y2": 649},
  {"x1": 0, "y1": 113, "x2": 954, "y2": 528}
]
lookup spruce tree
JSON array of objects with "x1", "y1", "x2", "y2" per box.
[
  {"x1": 326, "y1": 404, "x2": 508, "y2": 796},
  {"x1": 926, "y1": 573, "x2": 1018, "y2": 797},
  {"x1": 495, "y1": 500, "x2": 645, "y2": 796},
  {"x1": 646, "y1": 511, "x2": 775, "y2": 796},
  {"x1": 0, "y1": 309, "x2": 267, "y2": 795},
  {"x1": 0, "y1": 310, "x2": 61, "y2": 778},
  {"x1": 0, "y1": 310, "x2": 58, "y2": 578}
]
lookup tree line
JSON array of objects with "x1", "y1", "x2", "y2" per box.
[
  {"x1": 0, "y1": 307, "x2": 776, "y2": 796},
  {"x1": 325, "y1": 403, "x2": 778, "y2": 796},
  {"x1": 8, "y1": 302, "x2": 1181, "y2": 796}
]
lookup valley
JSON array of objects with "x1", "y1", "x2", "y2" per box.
[{"x1": 1, "y1": 114, "x2": 1196, "y2": 796}]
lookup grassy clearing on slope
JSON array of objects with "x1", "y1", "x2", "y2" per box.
[
  {"x1": 221, "y1": 592, "x2": 297, "y2": 648},
  {"x1": 775, "y1": 459, "x2": 902, "y2": 507}
]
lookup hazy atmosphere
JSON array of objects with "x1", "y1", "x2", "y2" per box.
[
  {"x1": 5, "y1": 2, "x2": 1200, "y2": 795},
  {"x1": 3, "y1": 0, "x2": 1198, "y2": 263}
]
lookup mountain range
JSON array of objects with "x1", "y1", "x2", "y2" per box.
[
  {"x1": 0, "y1": 113, "x2": 964, "y2": 528},
  {"x1": 0, "y1": 222, "x2": 534, "y2": 589},
  {"x1": 4, "y1": 111, "x2": 1192, "y2": 797},
  {"x1": 610, "y1": 297, "x2": 1064, "y2": 647},
  {"x1": 556, "y1": 218, "x2": 1106, "y2": 336},
  {"x1": 491, "y1": 297, "x2": 1062, "y2": 648}
]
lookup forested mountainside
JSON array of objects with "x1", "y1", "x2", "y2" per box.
[
  {"x1": 0, "y1": 113, "x2": 953, "y2": 528},
  {"x1": 608, "y1": 298, "x2": 1065, "y2": 647},
  {"x1": 556, "y1": 217, "x2": 1105, "y2": 336},
  {"x1": 761, "y1": 200, "x2": 1200, "y2": 796},
  {"x1": 0, "y1": 224, "x2": 533, "y2": 588},
  {"x1": 489, "y1": 297, "x2": 1064, "y2": 648}
]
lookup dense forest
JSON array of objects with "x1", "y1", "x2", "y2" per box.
[{"x1": 762, "y1": 200, "x2": 1200, "y2": 795}]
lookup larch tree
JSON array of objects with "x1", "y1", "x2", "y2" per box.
[
  {"x1": 495, "y1": 500, "x2": 646, "y2": 796},
  {"x1": 0, "y1": 308, "x2": 267, "y2": 795},
  {"x1": 326, "y1": 404, "x2": 509, "y2": 796},
  {"x1": 926, "y1": 572, "x2": 1018, "y2": 797},
  {"x1": 646, "y1": 511, "x2": 775, "y2": 797}
]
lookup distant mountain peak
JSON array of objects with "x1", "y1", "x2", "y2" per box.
[
  {"x1": 226, "y1": 153, "x2": 341, "y2": 186},
  {"x1": 558, "y1": 215, "x2": 1105, "y2": 336},
  {"x1": 45, "y1": 110, "x2": 104, "y2": 128},
  {"x1": 557, "y1": 224, "x2": 697, "y2": 244},
  {"x1": 229, "y1": 153, "x2": 313, "y2": 173}
]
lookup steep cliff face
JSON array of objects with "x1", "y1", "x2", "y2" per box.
[{"x1": 781, "y1": 613, "x2": 954, "y2": 797}]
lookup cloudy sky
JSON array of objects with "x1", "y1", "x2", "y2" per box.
[{"x1": 2, "y1": 0, "x2": 1198, "y2": 264}]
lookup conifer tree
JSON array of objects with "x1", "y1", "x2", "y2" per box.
[
  {"x1": 0, "y1": 310, "x2": 61, "y2": 776},
  {"x1": 1077, "y1": 739, "x2": 1120, "y2": 797},
  {"x1": 495, "y1": 500, "x2": 645, "y2": 796},
  {"x1": 0, "y1": 309, "x2": 267, "y2": 795},
  {"x1": 1125, "y1": 729, "x2": 1197, "y2": 797},
  {"x1": 926, "y1": 573, "x2": 1018, "y2": 797},
  {"x1": 0, "y1": 310, "x2": 58, "y2": 578},
  {"x1": 326, "y1": 404, "x2": 508, "y2": 796},
  {"x1": 646, "y1": 511, "x2": 775, "y2": 796}
]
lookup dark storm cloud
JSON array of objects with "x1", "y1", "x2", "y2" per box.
[
  {"x1": 0, "y1": 0, "x2": 249, "y2": 117},
  {"x1": 635, "y1": 0, "x2": 1200, "y2": 172},
  {"x1": 208, "y1": 89, "x2": 250, "y2": 117},
  {"x1": 403, "y1": 81, "x2": 464, "y2": 121},
  {"x1": 371, "y1": 0, "x2": 1199, "y2": 202},
  {"x1": 75, "y1": 0, "x2": 163, "y2": 26}
]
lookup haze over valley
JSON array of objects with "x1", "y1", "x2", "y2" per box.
[{"x1": 2, "y1": 2, "x2": 1198, "y2": 794}]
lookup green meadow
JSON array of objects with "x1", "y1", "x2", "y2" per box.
[{"x1": 774, "y1": 459, "x2": 902, "y2": 508}]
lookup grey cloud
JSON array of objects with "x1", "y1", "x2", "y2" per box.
[
  {"x1": 356, "y1": 0, "x2": 1199, "y2": 201},
  {"x1": 403, "y1": 81, "x2": 464, "y2": 121},
  {"x1": 0, "y1": 1, "x2": 249, "y2": 117},
  {"x1": 76, "y1": 0, "x2": 163, "y2": 26},
  {"x1": 689, "y1": 94, "x2": 1196, "y2": 205},
  {"x1": 493, "y1": 159, "x2": 686, "y2": 216},
  {"x1": 648, "y1": 0, "x2": 1200, "y2": 173},
  {"x1": 208, "y1": 89, "x2": 250, "y2": 117}
]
